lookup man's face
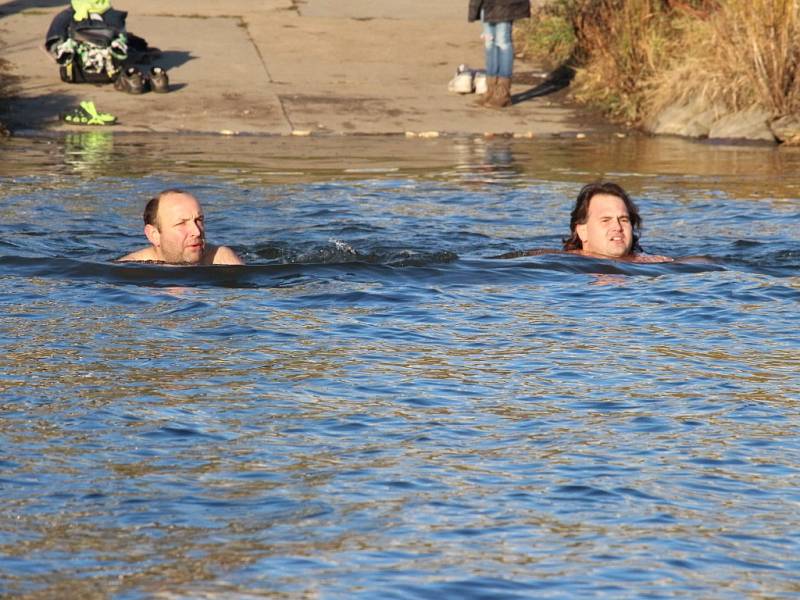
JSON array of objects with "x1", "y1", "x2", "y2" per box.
[
  {"x1": 575, "y1": 193, "x2": 634, "y2": 258},
  {"x1": 147, "y1": 192, "x2": 206, "y2": 264}
]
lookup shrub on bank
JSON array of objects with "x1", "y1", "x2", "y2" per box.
[{"x1": 519, "y1": 0, "x2": 800, "y2": 126}]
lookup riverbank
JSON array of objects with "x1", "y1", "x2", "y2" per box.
[
  {"x1": 518, "y1": 0, "x2": 800, "y2": 144},
  {"x1": 0, "y1": 0, "x2": 617, "y2": 138}
]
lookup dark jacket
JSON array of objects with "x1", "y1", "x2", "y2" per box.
[
  {"x1": 45, "y1": 7, "x2": 128, "y2": 51},
  {"x1": 468, "y1": 0, "x2": 531, "y2": 23}
]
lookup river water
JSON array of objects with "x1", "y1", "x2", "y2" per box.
[{"x1": 1, "y1": 132, "x2": 799, "y2": 599}]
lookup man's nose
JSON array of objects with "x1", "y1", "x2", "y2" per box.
[{"x1": 188, "y1": 220, "x2": 202, "y2": 236}]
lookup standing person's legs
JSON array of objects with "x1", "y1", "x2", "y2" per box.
[
  {"x1": 481, "y1": 18, "x2": 499, "y2": 77},
  {"x1": 487, "y1": 20, "x2": 514, "y2": 108},
  {"x1": 479, "y1": 14, "x2": 499, "y2": 105},
  {"x1": 494, "y1": 20, "x2": 514, "y2": 79}
]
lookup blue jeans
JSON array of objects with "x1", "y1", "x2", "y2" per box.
[{"x1": 481, "y1": 14, "x2": 514, "y2": 78}]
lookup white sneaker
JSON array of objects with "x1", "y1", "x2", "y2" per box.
[
  {"x1": 448, "y1": 64, "x2": 474, "y2": 94},
  {"x1": 473, "y1": 71, "x2": 487, "y2": 95}
]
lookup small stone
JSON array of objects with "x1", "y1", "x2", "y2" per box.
[
  {"x1": 770, "y1": 115, "x2": 800, "y2": 143},
  {"x1": 418, "y1": 131, "x2": 440, "y2": 138},
  {"x1": 615, "y1": 132, "x2": 627, "y2": 138},
  {"x1": 219, "y1": 130, "x2": 238, "y2": 136},
  {"x1": 291, "y1": 130, "x2": 312, "y2": 137},
  {"x1": 576, "y1": 133, "x2": 587, "y2": 139},
  {"x1": 405, "y1": 131, "x2": 418, "y2": 138}
]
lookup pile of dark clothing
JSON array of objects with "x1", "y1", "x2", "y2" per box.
[{"x1": 45, "y1": 0, "x2": 167, "y2": 93}]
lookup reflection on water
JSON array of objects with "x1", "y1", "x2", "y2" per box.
[
  {"x1": 63, "y1": 131, "x2": 115, "y2": 174},
  {"x1": 0, "y1": 133, "x2": 799, "y2": 599},
  {"x1": 5, "y1": 131, "x2": 800, "y2": 193}
]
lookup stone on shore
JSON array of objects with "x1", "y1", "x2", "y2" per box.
[
  {"x1": 770, "y1": 115, "x2": 800, "y2": 145},
  {"x1": 645, "y1": 95, "x2": 780, "y2": 143},
  {"x1": 708, "y1": 107, "x2": 775, "y2": 142},
  {"x1": 643, "y1": 95, "x2": 722, "y2": 138}
]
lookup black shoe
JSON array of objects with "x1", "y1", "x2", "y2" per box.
[
  {"x1": 113, "y1": 71, "x2": 127, "y2": 92},
  {"x1": 149, "y1": 67, "x2": 169, "y2": 93},
  {"x1": 114, "y1": 67, "x2": 146, "y2": 94}
]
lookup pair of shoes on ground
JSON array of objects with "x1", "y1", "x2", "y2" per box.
[
  {"x1": 61, "y1": 100, "x2": 117, "y2": 126},
  {"x1": 448, "y1": 64, "x2": 488, "y2": 95},
  {"x1": 114, "y1": 66, "x2": 169, "y2": 94}
]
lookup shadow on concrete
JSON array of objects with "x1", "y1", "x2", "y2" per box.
[
  {"x1": 0, "y1": 57, "x2": 20, "y2": 94},
  {"x1": 0, "y1": 90, "x2": 78, "y2": 131},
  {"x1": 512, "y1": 63, "x2": 575, "y2": 105},
  {"x1": 0, "y1": 0, "x2": 65, "y2": 19},
  {"x1": 0, "y1": 61, "x2": 22, "y2": 133},
  {"x1": 148, "y1": 50, "x2": 194, "y2": 71},
  {"x1": 159, "y1": 81, "x2": 186, "y2": 92}
]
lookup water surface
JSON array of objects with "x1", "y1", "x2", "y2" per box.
[{"x1": 1, "y1": 133, "x2": 799, "y2": 599}]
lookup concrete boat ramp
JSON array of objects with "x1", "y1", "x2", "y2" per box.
[{"x1": 0, "y1": 0, "x2": 613, "y2": 137}]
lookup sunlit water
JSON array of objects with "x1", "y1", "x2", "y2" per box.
[{"x1": 1, "y1": 133, "x2": 799, "y2": 599}]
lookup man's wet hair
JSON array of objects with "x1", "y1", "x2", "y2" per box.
[
  {"x1": 143, "y1": 188, "x2": 190, "y2": 228},
  {"x1": 562, "y1": 181, "x2": 643, "y2": 253}
]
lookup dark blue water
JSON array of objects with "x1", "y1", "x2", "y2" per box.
[{"x1": 1, "y1": 133, "x2": 799, "y2": 598}]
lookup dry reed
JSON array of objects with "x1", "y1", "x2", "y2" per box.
[{"x1": 521, "y1": 0, "x2": 800, "y2": 124}]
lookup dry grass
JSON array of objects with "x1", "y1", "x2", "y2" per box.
[
  {"x1": 648, "y1": 0, "x2": 800, "y2": 118},
  {"x1": 514, "y1": 9, "x2": 575, "y2": 70},
  {"x1": 520, "y1": 0, "x2": 800, "y2": 124},
  {"x1": 520, "y1": 0, "x2": 679, "y2": 122},
  {"x1": 709, "y1": 0, "x2": 800, "y2": 114},
  {"x1": 571, "y1": 0, "x2": 675, "y2": 122}
]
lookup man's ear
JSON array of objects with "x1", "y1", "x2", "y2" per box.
[
  {"x1": 575, "y1": 223, "x2": 588, "y2": 245},
  {"x1": 144, "y1": 224, "x2": 160, "y2": 247}
]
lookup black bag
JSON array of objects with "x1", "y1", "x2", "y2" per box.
[
  {"x1": 48, "y1": 9, "x2": 128, "y2": 84},
  {"x1": 59, "y1": 60, "x2": 116, "y2": 84}
]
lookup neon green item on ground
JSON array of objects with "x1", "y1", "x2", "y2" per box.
[
  {"x1": 72, "y1": 0, "x2": 111, "y2": 21},
  {"x1": 80, "y1": 101, "x2": 116, "y2": 123},
  {"x1": 61, "y1": 100, "x2": 117, "y2": 126}
]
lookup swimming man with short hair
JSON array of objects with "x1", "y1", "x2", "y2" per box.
[{"x1": 118, "y1": 189, "x2": 244, "y2": 265}]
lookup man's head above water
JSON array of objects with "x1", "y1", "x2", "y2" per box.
[
  {"x1": 118, "y1": 189, "x2": 243, "y2": 265},
  {"x1": 563, "y1": 181, "x2": 643, "y2": 259},
  {"x1": 143, "y1": 189, "x2": 207, "y2": 264}
]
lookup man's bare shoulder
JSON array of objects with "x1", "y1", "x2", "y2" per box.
[
  {"x1": 491, "y1": 248, "x2": 566, "y2": 259},
  {"x1": 205, "y1": 245, "x2": 245, "y2": 265},
  {"x1": 117, "y1": 247, "x2": 158, "y2": 262},
  {"x1": 118, "y1": 245, "x2": 243, "y2": 265},
  {"x1": 629, "y1": 253, "x2": 674, "y2": 264},
  {"x1": 567, "y1": 250, "x2": 675, "y2": 263}
]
